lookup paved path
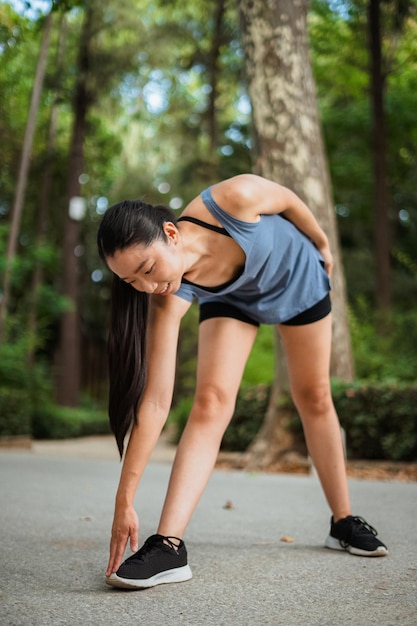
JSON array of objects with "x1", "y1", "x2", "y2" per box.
[{"x1": 1, "y1": 439, "x2": 416, "y2": 626}]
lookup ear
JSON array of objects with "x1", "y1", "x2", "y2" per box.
[{"x1": 163, "y1": 221, "x2": 179, "y2": 243}]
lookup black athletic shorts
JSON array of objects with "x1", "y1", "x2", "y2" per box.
[{"x1": 199, "y1": 293, "x2": 331, "y2": 327}]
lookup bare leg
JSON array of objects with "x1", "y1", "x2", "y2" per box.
[
  {"x1": 279, "y1": 314, "x2": 351, "y2": 521},
  {"x1": 157, "y1": 317, "x2": 258, "y2": 537}
]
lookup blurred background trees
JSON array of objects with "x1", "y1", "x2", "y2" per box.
[{"x1": 0, "y1": 0, "x2": 416, "y2": 460}]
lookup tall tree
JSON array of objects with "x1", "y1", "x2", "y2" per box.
[
  {"x1": 369, "y1": 0, "x2": 391, "y2": 310},
  {"x1": 207, "y1": 0, "x2": 226, "y2": 155},
  {"x1": 238, "y1": 0, "x2": 354, "y2": 468},
  {"x1": 54, "y1": 0, "x2": 155, "y2": 406},
  {"x1": 367, "y1": 0, "x2": 413, "y2": 311},
  {"x1": 0, "y1": 10, "x2": 53, "y2": 344},
  {"x1": 54, "y1": 4, "x2": 92, "y2": 406},
  {"x1": 309, "y1": 0, "x2": 417, "y2": 316},
  {"x1": 28, "y1": 13, "x2": 68, "y2": 363}
]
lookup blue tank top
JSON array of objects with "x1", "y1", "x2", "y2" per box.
[{"x1": 174, "y1": 187, "x2": 331, "y2": 324}]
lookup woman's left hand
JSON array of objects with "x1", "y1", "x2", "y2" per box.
[{"x1": 318, "y1": 244, "x2": 334, "y2": 277}]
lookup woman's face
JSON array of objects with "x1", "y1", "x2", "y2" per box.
[{"x1": 106, "y1": 223, "x2": 184, "y2": 296}]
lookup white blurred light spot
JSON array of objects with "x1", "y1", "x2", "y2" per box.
[
  {"x1": 158, "y1": 182, "x2": 171, "y2": 194},
  {"x1": 96, "y1": 197, "x2": 108, "y2": 215},
  {"x1": 69, "y1": 196, "x2": 87, "y2": 221},
  {"x1": 220, "y1": 145, "x2": 234, "y2": 156},
  {"x1": 237, "y1": 95, "x2": 251, "y2": 115},
  {"x1": 335, "y1": 204, "x2": 350, "y2": 217},
  {"x1": 170, "y1": 197, "x2": 183, "y2": 210},
  {"x1": 91, "y1": 269, "x2": 103, "y2": 283},
  {"x1": 399, "y1": 209, "x2": 409, "y2": 223}
]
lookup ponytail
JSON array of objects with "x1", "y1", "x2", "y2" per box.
[
  {"x1": 108, "y1": 277, "x2": 148, "y2": 458},
  {"x1": 97, "y1": 198, "x2": 177, "y2": 458}
]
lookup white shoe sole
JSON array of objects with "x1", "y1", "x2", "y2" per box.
[
  {"x1": 325, "y1": 534, "x2": 388, "y2": 557},
  {"x1": 105, "y1": 564, "x2": 193, "y2": 589}
]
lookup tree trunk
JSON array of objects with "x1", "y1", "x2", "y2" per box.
[
  {"x1": 28, "y1": 14, "x2": 68, "y2": 364},
  {"x1": 207, "y1": 0, "x2": 226, "y2": 154},
  {"x1": 238, "y1": 0, "x2": 354, "y2": 468},
  {"x1": 0, "y1": 12, "x2": 53, "y2": 344},
  {"x1": 368, "y1": 0, "x2": 391, "y2": 311},
  {"x1": 55, "y1": 8, "x2": 92, "y2": 406}
]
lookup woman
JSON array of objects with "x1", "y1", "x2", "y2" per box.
[{"x1": 97, "y1": 174, "x2": 388, "y2": 590}]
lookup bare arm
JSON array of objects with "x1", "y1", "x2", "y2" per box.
[
  {"x1": 106, "y1": 293, "x2": 191, "y2": 575},
  {"x1": 211, "y1": 174, "x2": 333, "y2": 276}
]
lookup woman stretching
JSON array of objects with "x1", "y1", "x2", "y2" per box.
[{"x1": 97, "y1": 174, "x2": 388, "y2": 589}]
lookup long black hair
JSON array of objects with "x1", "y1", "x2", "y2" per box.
[{"x1": 97, "y1": 199, "x2": 177, "y2": 458}]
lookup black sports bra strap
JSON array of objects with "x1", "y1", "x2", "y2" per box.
[{"x1": 177, "y1": 215, "x2": 231, "y2": 237}]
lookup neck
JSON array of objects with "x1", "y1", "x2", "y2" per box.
[{"x1": 177, "y1": 223, "x2": 206, "y2": 276}]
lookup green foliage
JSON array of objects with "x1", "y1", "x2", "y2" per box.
[
  {"x1": 169, "y1": 380, "x2": 417, "y2": 461},
  {"x1": 31, "y1": 404, "x2": 110, "y2": 439},
  {"x1": 174, "y1": 304, "x2": 199, "y2": 401},
  {"x1": 0, "y1": 334, "x2": 110, "y2": 439},
  {"x1": 310, "y1": 0, "x2": 417, "y2": 309},
  {"x1": 221, "y1": 385, "x2": 268, "y2": 451},
  {"x1": 173, "y1": 315, "x2": 274, "y2": 404},
  {"x1": 167, "y1": 396, "x2": 194, "y2": 443},
  {"x1": 0, "y1": 338, "x2": 32, "y2": 388},
  {"x1": 168, "y1": 385, "x2": 267, "y2": 452},
  {"x1": 332, "y1": 380, "x2": 417, "y2": 461},
  {"x1": 242, "y1": 325, "x2": 274, "y2": 386},
  {"x1": 283, "y1": 379, "x2": 417, "y2": 462},
  {"x1": 349, "y1": 299, "x2": 417, "y2": 381},
  {"x1": 0, "y1": 328, "x2": 110, "y2": 439},
  {"x1": 0, "y1": 388, "x2": 31, "y2": 437},
  {"x1": 0, "y1": 337, "x2": 52, "y2": 437}
]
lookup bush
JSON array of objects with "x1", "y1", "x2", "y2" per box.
[
  {"x1": 32, "y1": 405, "x2": 110, "y2": 440},
  {"x1": 221, "y1": 385, "x2": 268, "y2": 451},
  {"x1": 0, "y1": 341, "x2": 33, "y2": 389},
  {"x1": 332, "y1": 380, "x2": 417, "y2": 461},
  {"x1": 350, "y1": 299, "x2": 417, "y2": 382},
  {"x1": 0, "y1": 388, "x2": 32, "y2": 437},
  {"x1": 0, "y1": 336, "x2": 110, "y2": 441},
  {"x1": 284, "y1": 380, "x2": 417, "y2": 462},
  {"x1": 168, "y1": 396, "x2": 194, "y2": 444},
  {"x1": 169, "y1": 381, "x2": 417, "y2": 462},
  {"x1": 168, "y1": 385, "x2": 268, "y2": 451},
  {"x1": 0, "y1": 339, "x2": 51, "y2": 438}
]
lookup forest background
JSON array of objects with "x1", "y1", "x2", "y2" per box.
[{"x1": 0, "y1": 0, "x2": 416, "y2": 464}]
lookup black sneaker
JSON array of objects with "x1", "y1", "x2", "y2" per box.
[
  {"x1": 325, "y1": 515, "x2": 388, "y2": 557},
  {"x1": 105, "y1": 534, "x2": 192, "y2": 589}
]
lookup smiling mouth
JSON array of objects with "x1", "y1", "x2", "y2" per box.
[{"x1": 158, "y1": 284, "x2": 171, "y2": 295}]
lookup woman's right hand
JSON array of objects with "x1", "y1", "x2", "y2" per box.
[{"x1": 105, "y1": 503, "x2": 139, "y2": 577}]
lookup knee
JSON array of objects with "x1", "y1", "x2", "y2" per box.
[
  {"x1": 292, "y1": 381, "x2": 334, "y2": 419},
  {"x1": 189, "y1": 385, "x2": 236, "y2": 427}
]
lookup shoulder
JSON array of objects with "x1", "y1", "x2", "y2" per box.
[
  {"x1": 210, "y1": 174, "x2": 287, "y2": 220},
  {"x1": 211, "y1": 173, "x2": 265, "y2": 204}
]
